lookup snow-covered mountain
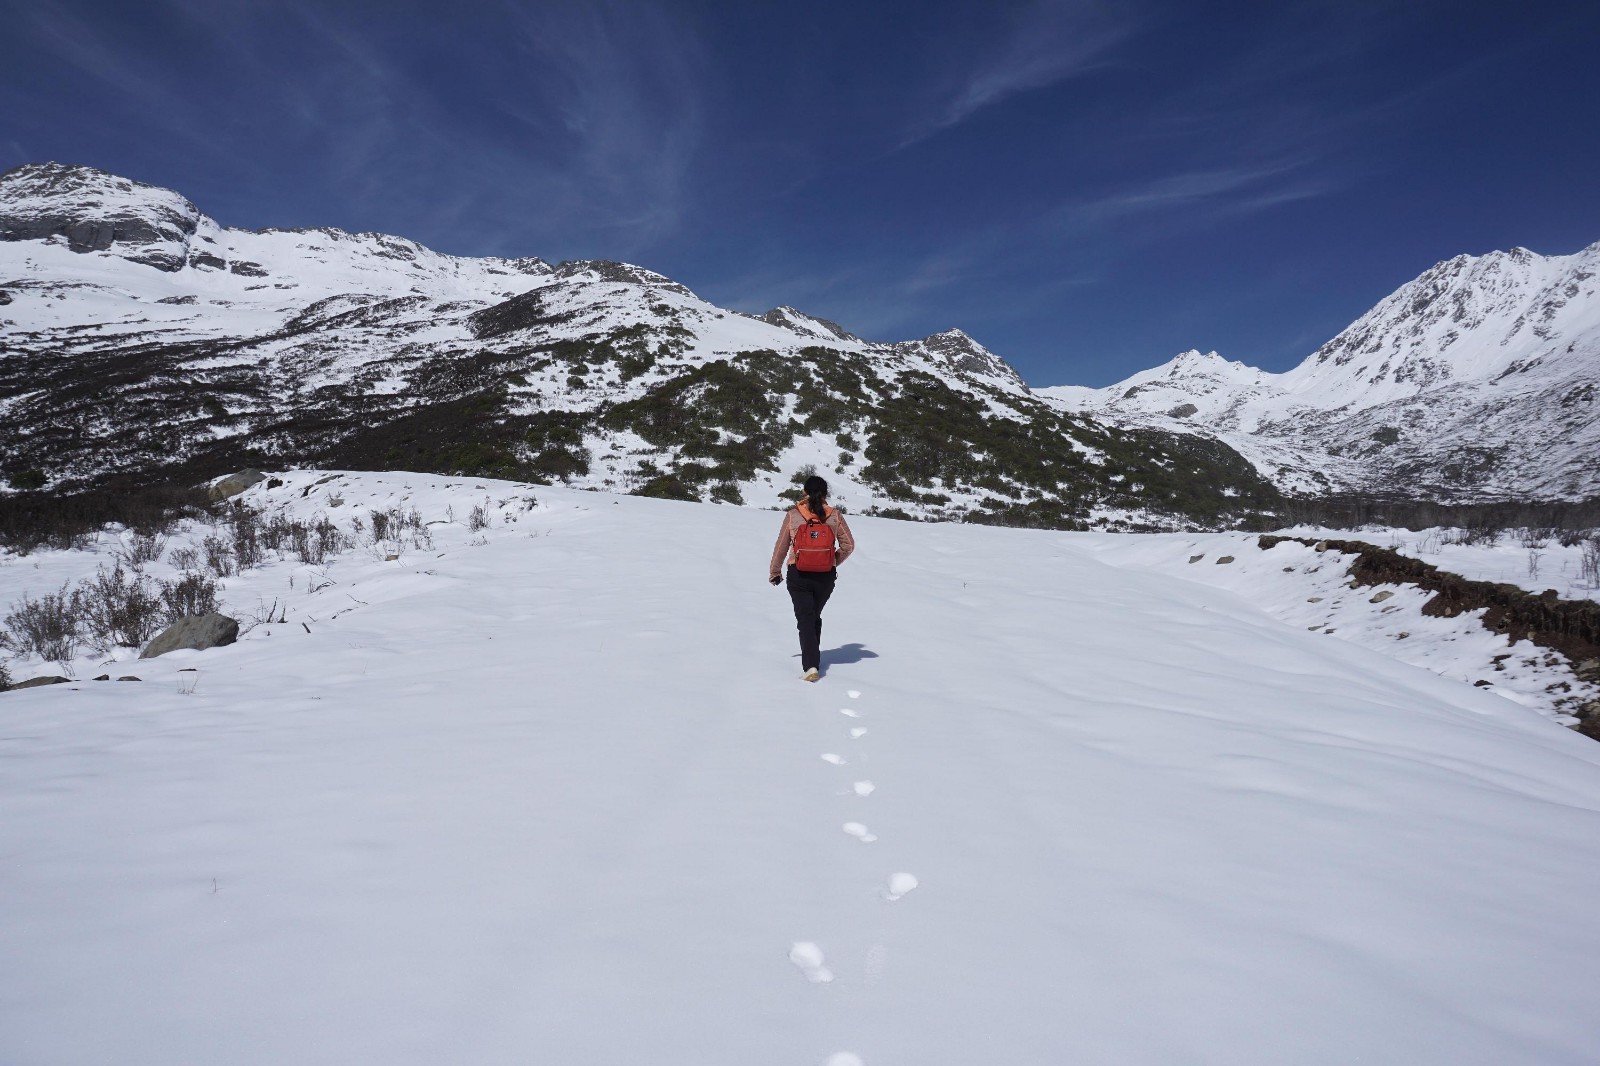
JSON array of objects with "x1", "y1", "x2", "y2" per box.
[
  {"x1": 0, "y1": 162, "x2": 1275, "y2": 530},
  {"x1": 1040, "y1": 242, "x2": 1600, "y2": 500}
]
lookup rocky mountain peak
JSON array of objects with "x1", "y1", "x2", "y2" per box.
[
  {"x1": 551, "y1": 259, "x2": 694, "y2": 298},
  {"x1": 0, "y1": 161, "x2": 204, "y2": 272},
  {"x1": 758, "y1": 305, "x2": 859, "y2": 342},
  {"x1": 894, "y1": 328, "x2": 1026, "y2": 389}
]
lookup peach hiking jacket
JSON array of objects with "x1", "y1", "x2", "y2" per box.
[{"x1": 769, "y1": 502, "x2": 856, "y2": 580}]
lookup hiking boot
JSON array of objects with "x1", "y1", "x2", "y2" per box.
[{"x1": 802, "y1": 667, "x2": 820, "y2": 682}]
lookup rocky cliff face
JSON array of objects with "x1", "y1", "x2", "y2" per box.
[
  {"x1": 0, "y1": 162, "x2": 203, "y2": 271},
  {"x1": 0, "y1": 163, "x2": 1275, "y2": 531}
]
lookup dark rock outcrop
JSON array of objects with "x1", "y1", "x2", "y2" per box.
[
  {"x1": 0, "y1": 162, "x2": 202, "y2": 272},
  {"x1": 13, "y1": 675, "x2": 71, "y2": 689}
]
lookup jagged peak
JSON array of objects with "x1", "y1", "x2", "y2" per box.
[
  {"x1": 551, "y1": 258, "x2": 694, "y2": 298},
  {"x1": 895, "y1": 327, "x2": 1025, "y2": 387},
  {"x1": 760, "y1": 305, "x2": 858, "y2": 342}
]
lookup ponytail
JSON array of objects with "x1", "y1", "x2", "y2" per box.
[{"x1": 802, "y1": 474, "x2": 828, "y2": 519}]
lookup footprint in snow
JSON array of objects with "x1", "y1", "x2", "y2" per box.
[
  {"x1": 789, "y1": 941, "x2": 834, "y2": 983},
  {"x1": 820, "y1": 753, "x2": 845, "y2": 765},
  {"x1": 853, "y1": 780, "x2": 875, "y2": 796},
  {"x1": 839, "y1": 708, "x2": 861, "y2": 718},
  {"x1": 842, "y1": 822, "x2": 878, "y2": 843},
  {"x1": 825, "y1": 1054, "x2": 865, "y2": 1066},
  {"x1": 849, "y1": 727, "x2": 867, "y2": 739},
  {"x1": 846, "y1": 690, "x2": 862, "y2": 699},
  {"x1": 884, "y1": 872, "x2": 918, "y2": 901}
]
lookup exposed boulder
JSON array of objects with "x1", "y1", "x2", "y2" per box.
[
  {"x1": 14, "y1": 675, "x2": 71, "y2": 689},
  {"x1": 208, "y1": 469, "x2": 266, "y2": 501},
  {"x1": 140, "y1": 613, "x2": 239, "y2": 659}
]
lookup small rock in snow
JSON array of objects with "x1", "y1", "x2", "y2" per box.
[
  {"x1": 12, "y1": 675, "x2": 70, "y2": 689},
  {"x1": 1370, "y1": 590, "x2": 1395, "y2": 603},
  {"x1": 1216, "y1": 556, "x2": 1235, "y2": 565}
]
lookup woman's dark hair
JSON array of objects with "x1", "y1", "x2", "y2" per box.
[{"x1": 803, "y1": 474, "x2": 828, "y2": 517}]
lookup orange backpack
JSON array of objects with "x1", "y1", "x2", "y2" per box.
[{"x1": 794, "y1": 503, "x2": 836, "y2": 572}]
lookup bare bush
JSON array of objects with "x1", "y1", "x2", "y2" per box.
[
  {"x1": 162, "y1": 572, "x2": 220, "y2": 621},
  {"x1": 224, "y1": 507, "x2": 265, "y2": 571},
  {"x1": 169, "y1": 545, "x2": 202, "y2": 571},
  {"x1": 291, "y1": 516, "x2": 349, "y2": 565},
  {"x1": 370, "y1": 505, "x2": 431, "y2": 550},
  {"x1": 241, "y1": 597, "x2": 286, "y2": 634},
  {"x1": 0, "y1": 657, "x2": 11, "y2": 691},
  {"x1": 77, "y1": 563, "x2": 166, "y2": 652},
  {"x1": 1560, "y1": 529, "x2": 1594, "y2": 549},
  {"x1": 1581, "y1": 537, "x2": 1600, "y2": 589},
  {"x1": 2, "y1": 584, "x2": 80, "y2": 662},
  {"x1": 468, "y1": 504, "x2": 490, "y2": 532},
  {"x1": 202, "y1": 534, "x2": 235, "y2": 577},
  {"x1": 1519, "y1": 527, "x2": 1553, "y2": 550},
  {"x1": 122, "y1": 531, "x2": 168, "y2": 568},
  {"x1": 2, "y1": 567, "x2": 222, "y2": 663}
]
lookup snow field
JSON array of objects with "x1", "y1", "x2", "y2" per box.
[{"x1": 2, "y1": 472, "x2": 1600, "y2": 1064}]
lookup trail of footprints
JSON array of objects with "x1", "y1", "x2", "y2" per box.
[{"x1": 790, "y1": 687, "x2": 918, "y2": 1065}]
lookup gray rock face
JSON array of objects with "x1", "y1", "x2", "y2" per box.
[
  {"x1": 760, "y1": 306, "x2": 859, "y2": 342},
  {"x1": 13, "y1": 675, "x2": 71, "y2": 689},
  {"x1": 208, "y1": 469, "x2": 267, "y2": 501},
  {"x1": 140, "y1": 613, "x2": 240, "y2": 659},
  {"x1": 0, "y1": 162, "x2": 203, "y2": 272},
  {"x1": 551, "y1": 258, "x2": 695, "y2": 297},
  {"x1": 893, "y1": 329, "x2": 1027, "y2": 388}
]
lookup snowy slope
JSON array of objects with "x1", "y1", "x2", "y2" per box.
[
  {"x1": 1039, "y1": 241, "x2": 1600, "y2": 500},
  {"x1": 3, "y1": 472, "x2": 1599, "y2": 1064}
]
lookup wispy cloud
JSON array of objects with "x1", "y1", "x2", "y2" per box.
[
  {"x1": 3, "y1": 0, "x2": 708, "y2": 260},
  {"x1": 1058, "y1": 158, "x2": 1327, "y2": 231},
  {"x1": 901, "y1": 0, "x2": 1142, "y2": 146}
]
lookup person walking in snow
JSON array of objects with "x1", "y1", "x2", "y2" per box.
[{"x1": 769, "y1": 474, "x2": 856, "y2": 681}]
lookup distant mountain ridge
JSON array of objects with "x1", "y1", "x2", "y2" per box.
[
  {"x1": 1039, "y1": 240, "x2": 1600, "y2": 501},
  {"x1": 0, "y1": 162, "x2": 1275, "y2": 531},
  {"x1": 4, "y1": 161, "x2": 1593, "y2": 517}
]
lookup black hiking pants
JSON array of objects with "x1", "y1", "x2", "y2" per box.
[{"x1": 785, "y1": 566, "x2": 836, "y2": 672}]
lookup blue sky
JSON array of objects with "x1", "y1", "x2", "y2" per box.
[{"x1": 3, "y1": 0, "x2": 1598, "y2": 386}]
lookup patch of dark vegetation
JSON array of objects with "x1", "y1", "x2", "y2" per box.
[
  {"x1": 523, "y1": 410, "x2": 594, "y2": 482},
  {"x1": 0, "y1": 483, "x2": 211, "y2": 555},
  {"x1": 318, "y1": 389, "x2": 536, "y2": 482},
  {"x1": 634, "y1": 474, "x2": 700, "y2": 501},
  {"x1": 1260, "y1": 534, "x2": 1600, "y2": 739},
  {"x1": 467, "y1": 289, "x2": 580, "y2": 339},
  {"x1": 604, "y1": 351, "x2": 800, "y2": 495},
  {"x1": 858, "y1": 370, "x2": 1279, "y2": 527},
  {"x1": 1279, "y1": 494, "x2": 1600, "y2": 532}
]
